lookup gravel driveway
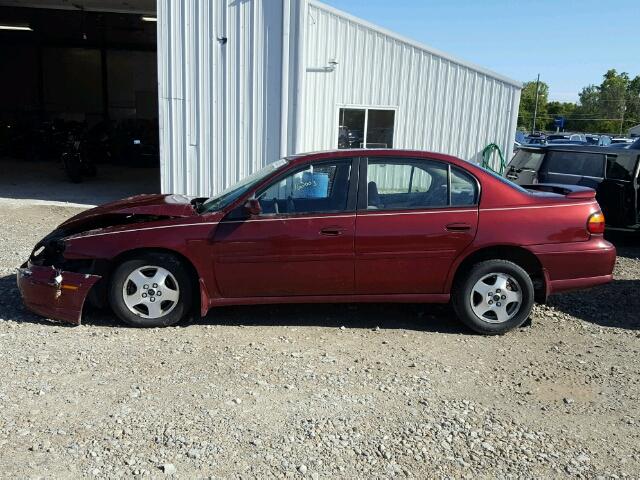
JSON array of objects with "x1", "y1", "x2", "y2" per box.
[{"x1": 0, "y1": 204, "x2": 639, "y2": 478}]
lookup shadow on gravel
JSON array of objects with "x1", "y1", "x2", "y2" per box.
[
  {"x1": 548, "y1": 279, "x2": 640, "y2": 330},
  {"x1": 1, "y1": 272, "x2": 470, "y2": 333},
  {"x1": 605, "y1": 231, "x2": 640, "y2": 260},
  {"x1": 196, "y1": 302, "x2": 469, "y2": 334}
]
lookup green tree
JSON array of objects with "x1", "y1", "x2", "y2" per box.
[
  {"x1": 572, "y1": 70, "x2": 639, "y2": 134},
  {"x1": 547, "y1": 101, "x2": 577, "y2": 131},
  {"x1": 599, "y1": 69, "x2": 628, "y2": 133},
  {"x1": 574, "y1": 85, "x2": 601, "y2": 132},
  {"x1": 517, "y1": 80, "x2": 549, "y2": 133},
  {"x1": 626, "y1": 75, "x2": 640, "y2": 133}
]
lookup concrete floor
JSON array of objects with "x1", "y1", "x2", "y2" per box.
[{"x1": 0, "y1": 158, "x2": 160, "y2": 206}]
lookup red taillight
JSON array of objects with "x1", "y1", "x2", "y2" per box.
[{"x1": 587, "y1": 212, "x2": 605, "y2": 234}]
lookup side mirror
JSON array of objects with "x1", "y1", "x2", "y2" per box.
[{"x1": 244, "y1": 198, "x2": 262, "y2": 216}]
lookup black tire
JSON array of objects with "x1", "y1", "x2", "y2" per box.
[
  {"x1": 109, "y1": 252, "x2": 193, "y2": 327},
  {"x1": 452, "y1": 259, "x2": 534, "y2": 335}
]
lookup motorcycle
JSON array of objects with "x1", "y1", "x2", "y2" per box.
[{"x1": 60, "y1": 122, "x2": 99, "y2": 183}]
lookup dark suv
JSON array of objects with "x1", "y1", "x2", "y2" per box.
[{"x1": 506, "y1": 144, "x2": 640, "y2": 229}]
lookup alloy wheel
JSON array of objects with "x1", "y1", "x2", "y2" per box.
[
  {"x1": 122, "y1": 265, "x2": 180, "y2": 319},
  {"x1": 469, "y1": 272, "x2": 523, "y2": 324}
]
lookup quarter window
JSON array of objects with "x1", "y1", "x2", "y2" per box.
[
  {"x1": 366, "y1": 159, "x2": 477, "y2": 210},
  {"x1": 257, "y1": 161, "x2": 351, "y2": 215},
  {"x1": 606, "y1": 154, "x2": 637, "y2": 181},
  {"x1": 450, "y1": 167, "x2": 479, "y2": 206}
]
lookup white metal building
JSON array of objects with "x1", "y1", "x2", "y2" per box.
[
  {"x1": 0, "y1": 0, "x2": 521, "y2": 199},
  {"x1": 629, "y1": 124, "x2": 640, "y2": 137},
  {"x1": 158, "y1": 0, "x2": 521, "y2": 196}
]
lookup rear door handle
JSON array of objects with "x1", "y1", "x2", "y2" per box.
[
  {"x1": 320, "y1": 227, "x2": 345, "y2": 236},
  {"x1": 445, "y1": 223, "x2": 472, "y2": 232}
]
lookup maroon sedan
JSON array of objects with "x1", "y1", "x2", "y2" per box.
[{"x1": 17, "y1": 150, "x2": 616, "y2": 334}]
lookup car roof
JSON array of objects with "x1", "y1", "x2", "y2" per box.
[{"x1": 288, "y1": 148, "x2": 464, "y2": 163}]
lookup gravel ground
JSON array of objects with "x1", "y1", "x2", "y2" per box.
[{"x1": 0, "y1": 204, "x2": 639, "y2": 478}]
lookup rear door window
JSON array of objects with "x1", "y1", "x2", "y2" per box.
[
  {"x1": 545, "y1": 151, "x2": 605, "y2": 178},
  {"x1": 364, "y1": 159, "x2": 478, "y2": 210}
]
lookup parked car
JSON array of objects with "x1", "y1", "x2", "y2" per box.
[
  {"x1": 524, "y1": 133, "x2": 546, "y2": 145},
  {"x1": 546, "y1": 133, "x2": 587, "y2": 143},
  {"x1": 608, "y1": 142, "x2": 632, "y2": 149},
  {"x1": 611, "y1": 137, "x2": 634, "y2": 146},
  {"x1": 585, "y1": 134, "x2": 611, "y2": 146},
  {"x1": 546, "y1": 139, "x2": 588, "y2": 145},
  {"x1": 17, "y1": 149, "x2": 615, "y2": 335},
  {"x1": 506, "y1": 144, "x2": 640, "y2": 229}
]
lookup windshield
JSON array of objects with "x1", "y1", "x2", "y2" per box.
[{"x1": 201, "y1": 159, "x2": 289, "y2": 213}]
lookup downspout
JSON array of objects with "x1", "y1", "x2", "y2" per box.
[
  {"x1": 292, "y1": 0, "x2": 308, "y2": 154},
  {"x1": 279, "y1": 0, "x2": 291, "y2": 158}
]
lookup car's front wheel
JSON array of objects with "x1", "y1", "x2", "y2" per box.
[
  {"x1": 109, "y1": 252, "x2": 193, "y2": 327},
  {"x1": 452, "y1": 259, "x2": 534, "y2": 335}
]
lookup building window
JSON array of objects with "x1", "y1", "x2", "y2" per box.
[{"x1": 338, "y1": 107, "x2": 395, "y2": 149}]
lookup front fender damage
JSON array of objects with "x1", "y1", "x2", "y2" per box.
[{"x1": 17, "y1": 264, "x2": 101, "y2": 325}]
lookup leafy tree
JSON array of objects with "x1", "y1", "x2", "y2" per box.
[
  {"x1": 517, "y1": 70, "x2": 640, "y2": 135},
  {"x1": 547, "y1": 101, "x2": 577, "y2": 131},
  {"x1": 517, "y1": 80, "x2": 548, "y2": 133},
  {"x1": 571, "y1": 70, "x2": 639, "y2": 134}
]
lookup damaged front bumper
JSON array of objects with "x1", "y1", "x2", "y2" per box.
[{"x1": 17, "y1": 263, "x2": 101, "y2": 325}]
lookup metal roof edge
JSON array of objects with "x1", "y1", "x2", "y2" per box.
[{"x1": 309, "y1": 0, "x2": 522, "y2": 89}]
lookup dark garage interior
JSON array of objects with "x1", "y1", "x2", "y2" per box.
[{"x1": 0, "y1": 2, "x2": 160, "y2": 205}]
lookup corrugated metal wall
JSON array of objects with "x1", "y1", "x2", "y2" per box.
[
  {"x1": 300, "y1": 1, "x2": 521, "y2": 170},
  {"x1": 157, "y1": 0, "x2": 521, "y2": 196},
  {"x1": 157, "y1": 0, "x2": 286, "y2": 196}
]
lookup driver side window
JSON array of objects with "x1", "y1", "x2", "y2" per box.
[{"x1": 257, "y1": 161, "x2": 351, "y2": 215}]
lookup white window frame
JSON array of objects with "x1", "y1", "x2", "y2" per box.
[{"x1": 335, "y1": 105, "x2": 398, "y2": 149}]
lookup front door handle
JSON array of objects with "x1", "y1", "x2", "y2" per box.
[
  {"x1": 445, "y1": 223, "x2": 472, "y2": 232},
  {"x1": 320, "y1": 227, "x2": 345, "y2": 236}
]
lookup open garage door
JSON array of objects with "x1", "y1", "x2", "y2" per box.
[{"x1": 0, "y1": 0, "x2": 160, "y2": 206}]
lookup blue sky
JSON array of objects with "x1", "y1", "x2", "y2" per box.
[{"x1": 323, "y1": 0, "x2": 639, "y2": 102}]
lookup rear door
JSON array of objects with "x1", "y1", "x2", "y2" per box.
[
  {"x1": 598, "y1": 152, "x2": 640, "y2": 227},
  {"x1": 355, "y1": 157, "x2": 479, "y2": 295}
]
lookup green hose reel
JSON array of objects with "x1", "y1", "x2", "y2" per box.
[{"x1": 481, "y1": 143, "x2": 507, "y2": 176}]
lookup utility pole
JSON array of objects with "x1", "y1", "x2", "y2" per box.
[
  {"x1": 532, "y1": 73, "x2": 540, "y2": 134},
  {"x1": 620, "y1": 98, "x2": 626, "y2": 136}
]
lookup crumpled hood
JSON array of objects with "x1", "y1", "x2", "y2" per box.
[{"x1": 59, "y1": 194, "x2": 197, "y2": 232}]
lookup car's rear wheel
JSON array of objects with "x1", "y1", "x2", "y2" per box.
[
  {"x1": 109, "y1": 253, "x2": 193, "y2": 327},
  {"x1": 452, "y1": 259, "x2": 534, "y2": 335}
]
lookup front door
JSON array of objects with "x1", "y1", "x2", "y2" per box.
[
  {"x1": 355, "y1": 157, "x2": 479, "y2": 294},
  {"x1": 213, "y1": 158, "x2": 357, "y2": 298}
]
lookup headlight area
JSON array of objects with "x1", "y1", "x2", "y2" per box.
[
  {"x1": 30, "y1": 230, "x2": 98, "y2": 274},
  {"x1": 19, "y1": 231, "x2": 112, "y2": 324},
  {"x1": 30, "y1": 229, "x2": 69, "y2": 266}
]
